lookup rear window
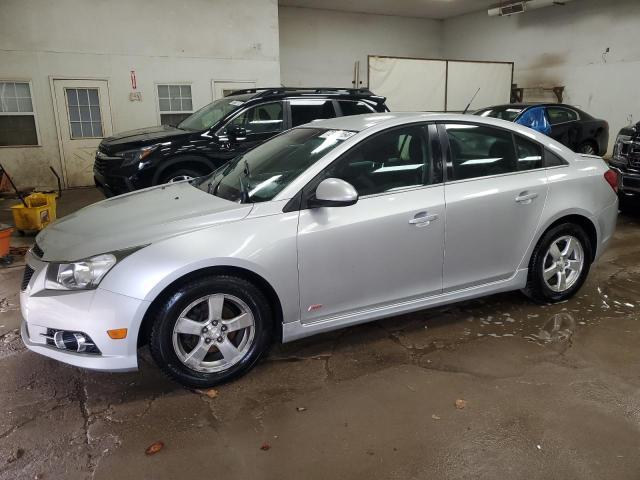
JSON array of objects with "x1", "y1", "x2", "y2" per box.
[
  {"x1": 290, "y1": 99, "x2": 336, "y2": 127},
  {"x1": 475, "y1": 106, "x2": 524, "y2": 122}
]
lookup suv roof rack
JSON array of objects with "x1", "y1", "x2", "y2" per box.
[{"x1": 227, "y1": 87, "x2": 378, "y2": 98}]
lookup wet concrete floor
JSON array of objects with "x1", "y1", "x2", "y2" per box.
[{"x1": 1, "y1": 189, "x2": 640, "y2": 479}]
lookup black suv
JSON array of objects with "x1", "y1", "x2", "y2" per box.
[
  {"x1": 610, "y1": 121, "x2": 640, "y2": 211},
  {"x1": 94, "y1": 87, "x2": 388, "y2": 196}
]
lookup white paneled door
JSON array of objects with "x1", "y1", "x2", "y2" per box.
[{"x1": 53, "y1": 79, "x2": 113, "y2": 187}]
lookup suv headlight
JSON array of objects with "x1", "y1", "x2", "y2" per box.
[
  {"x1": 118, "y1": 145, "x2": 158, "y2": 167},
  {"x1": 45, "y1": 247, "x2": 145, "y2": 290}
]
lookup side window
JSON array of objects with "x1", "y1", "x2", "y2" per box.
[
  {"x1": 545, "y1": 149, "x2": 568, "y2": 167},
  {"x1": 324, "y1": 125, "x2": 430, "y2": 197},
  {"x1": 546, "y1": 107, "x2": 578, "y2": 125},
  {"x1": 445, "y1": 124, "x2": 517, "y2": 180},
  {"x1": 338, "y1": 100, "x2": 375, "y2": 116},
  {"x1": 229, "y1": 102, "x2": 283, "y2": 135},
  {"x1": 514, "y1": 135, "x2": 543, "y2": 171},
  {"x1": 290, "y1": 99, "x2": 336, "y2": 128}
]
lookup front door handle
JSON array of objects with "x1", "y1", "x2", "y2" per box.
[
  {"x1": 515, "y1": 192, "x2": 539, "y2": 204},
  {"x1": 409, "y1": 212, "x2": 439, "y2": 226}
]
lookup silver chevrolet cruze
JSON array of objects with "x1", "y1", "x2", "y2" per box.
[{"x1": 20, "y1": 113, "x2": 619, "y2": 387}]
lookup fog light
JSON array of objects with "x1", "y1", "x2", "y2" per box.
[{"x1": 107, "y1": 328, "x2": 128, "y2": 339}]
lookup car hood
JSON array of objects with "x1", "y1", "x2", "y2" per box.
[
  {"x1": 100, "y1": 125, "x2": 192, "y2": 153},
  {"x1": 36, "y1": 182, "x2": 253, "y2": 261}
]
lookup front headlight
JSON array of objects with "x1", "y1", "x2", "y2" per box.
[
  {"x1": 45, "y1": 247, "x2": 145, "y2": 290},
  {"x1": 119, "y1": 145, "x2": 158, "y2": 167}
]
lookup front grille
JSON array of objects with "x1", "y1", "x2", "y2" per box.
[
  {"x1": 94, "y1": 151, "x2": 123, "y2": 176},
  {"x1": 21, "y1": 265, "x2": 35, "y2": 291},
  {"x1": 31, "y1": 242, "x2": 44, "y2": 258}
]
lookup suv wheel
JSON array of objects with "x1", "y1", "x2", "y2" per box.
[
  {"x1": 523, "y1": 223, "x2": 592, "y2": 303},
  {"x1": 150, "y1": 275, "x2": 273, "y2": 388},
  {"x1": 158, "y1": 167, "x2": 206, "y2": 185}
]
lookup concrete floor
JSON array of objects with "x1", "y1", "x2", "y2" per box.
[{"x1": 1, "y1": 189, "x2": 640, "y2": 479}]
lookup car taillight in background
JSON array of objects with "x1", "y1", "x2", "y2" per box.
[{"x1": 604, "y1": 169, "x2": 618, "y2": 193}]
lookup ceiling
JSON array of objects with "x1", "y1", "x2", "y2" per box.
[{"x1": 278, "y1": 0, "x2": 501, "y2": 19}]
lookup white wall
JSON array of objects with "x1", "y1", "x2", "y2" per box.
[
  {"x1": 442, "y1": 0, "x2": 640, "y2": 154},
  {"x1": 0, "y1": 0, "x2": 280, "y2": 189},
  {"x1": 279, "y1": 6, "x2": 442, "y2": 88}
]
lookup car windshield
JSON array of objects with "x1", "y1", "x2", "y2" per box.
[
  {"x1": 177, "y1": 94, "x2": 254, "y2": 131},
  {"x1": 475, "y1": 106, "x2": 525, "y2": 122},
  {"x1": 194, "y1": 128, "x2": 356, "y2": 203}
]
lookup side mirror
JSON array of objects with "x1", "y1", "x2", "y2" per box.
[
  {"x1": 310, "y1": 178, "x2": 358, "y2": 208},
  {"x1": 227, "y1": 124, "x2": 247, "y2": 142}
]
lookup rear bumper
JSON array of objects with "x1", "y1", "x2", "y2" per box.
[{"x1": 594, "y1": 199, "x2": 618, "y2": 261}]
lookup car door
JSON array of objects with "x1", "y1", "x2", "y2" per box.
[
  {"x1": 296, "y1": 123, "x2": 445, "y2": 324},
  {"x1": 545, "y1": 106, "x2": 580, "y2": 149},
  {"x1": 220, "y1": 101, "x2": 285, "y2": 159},
  {"x1": 439, "y1": 122, "x2": 549, "y2": 291}
]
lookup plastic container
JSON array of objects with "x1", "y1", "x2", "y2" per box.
[
  {"x1": 0, "y1": 224, "x2": 13, "y2": 257},
  {"x1": 10, "y1": 192, "x2": 58, "y2": 233}
]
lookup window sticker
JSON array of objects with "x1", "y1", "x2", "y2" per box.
[
  {"x1": 229, "y1": 100, "x2": 244, "y2": 106},
  {"x1": 319, "y1": 130, "x2": 356, "y2": 141}
]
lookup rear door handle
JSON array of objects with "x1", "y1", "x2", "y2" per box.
[
  {"x1": 515, "y1": 192, "x2": 539, "y2": 204},
  {"x1": 409, "y1": 212, "x2": 439, "y2": 226}
]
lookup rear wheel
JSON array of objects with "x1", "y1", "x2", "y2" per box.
[
  {"x1": 577, "y1": 141, "x2": 597, "y2": 155},
  {"x1": 149, "y1": 275, "x2": 273, "y2": 388},
  {"x1": 523, "y1": 223, "x2": 592, "y2": 303}
]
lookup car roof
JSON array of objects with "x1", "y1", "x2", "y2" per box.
[
  {"x1": 302, "y1": 111, "x2": 533, "y2": 132},
  {"x1": 227, "y1": 87, "x2": 387, "y2": 105}
]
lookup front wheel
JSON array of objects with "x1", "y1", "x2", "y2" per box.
[
  {"x1": 522, "y1": 223, "x2": 592, "y2": 303},
  {"x1": 149, "y1": 275, "x2": 273, "y2": 388}
]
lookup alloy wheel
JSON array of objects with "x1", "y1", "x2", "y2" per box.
[
  {"x1": 542, "y1": 235, "x2": 584, "y2": 293},
  {"x1": 579, "y1": 144, "x2": 596, "y2": 155},
  {"x1": 172, "y1": 294, "x2": 255, "y2": 373},
  {"x1": 168, "y1": 175, "x2": 194, "y2": 182}
]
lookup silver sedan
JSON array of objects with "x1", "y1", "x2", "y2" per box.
[{"x1": 20, "y1": 113, "x2": 619, "y2": 387}]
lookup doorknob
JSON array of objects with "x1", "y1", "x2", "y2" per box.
[
  {"x1": 409, "y1": 212, "x2": 439, "y2": 226},
  {"x1": 515, "y1": 192, "x2": 539, "y2": 204}
]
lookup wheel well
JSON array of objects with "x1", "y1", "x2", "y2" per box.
[
  {"x1": 543, "y1": 214, "x2": 598, "y2": 261},
  {"x1": 137, "y1": 266, "x2": 284, "y2": 348}
]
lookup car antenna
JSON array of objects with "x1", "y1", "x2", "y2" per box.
[{"x1": 462, "y1": 88, "x2": 481, "y2": 114}]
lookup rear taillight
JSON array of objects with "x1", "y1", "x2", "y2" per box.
[{"x1": 604, "y1": 169, "x2": 618, "y2": 193}]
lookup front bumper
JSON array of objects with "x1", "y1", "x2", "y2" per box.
[
  {"x1": 20, "y1": 252, "x2": 150, "y2": 372},
  {"x1": 610, "y1": 164, "x2": 640, "y2": 195}
]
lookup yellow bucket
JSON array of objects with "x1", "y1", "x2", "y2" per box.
[{"x1": 11, "y1": 192, "x2": 58, "y2": 233}]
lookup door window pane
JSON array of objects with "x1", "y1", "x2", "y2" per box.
[
  {"x1": 290, "y1": 99, "x2": 336, "y2": 127},
  {"x1": 445, "y1": 124, "x2": 517, "y2": 180},
  {"x1": 66, "y1": 88, "x2": 103, "y2": 139},
  {"x1": 324, "y1": 125, "x2": 430, "y2": 197},
  {"x1": 0, "y1": 81, "x2": 38, "y2": 146},
  {"x1": 229, "y1": 102, "x2": 283, "y2": 135},
  {"x1": 338, "y1": 100, "x2": 375, "y2": 116},
  {"x1": 546, "y1": 107, "x2": 578, "y2": 125},
  {"x1": 545, "y1": 149, "x2": 568, "y2": 167},
  {"x1": 514, "y1": 135, "x2": 543, "y2": 171}
]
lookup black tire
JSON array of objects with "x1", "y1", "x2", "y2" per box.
[
  {"x1": 157, "y1": 167, "x2": 206, "y2": 185},
  {"x1": 149, "y1": 275, "x2": 273, "y2": 388},
  {"x1": 577, "y1": 141, "x2": 598, "y2": 155},
  {"x1": 522, "y1": 223, "x2": 592, "y2": 304}
]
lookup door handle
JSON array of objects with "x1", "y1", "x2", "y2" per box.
[
  {"x1": 409, "y1": 212, "x2": 439, "y2": 226},
  {"x1": 515, "y1": 192, "x2": 539, "y2": 204}
]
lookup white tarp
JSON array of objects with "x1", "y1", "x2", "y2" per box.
[
  {"x1": 446, "y1": 61, "x2": 513, "y2": 111},
  {"x1": 368, "y1": 56, "x2": 446, "y2": 111},
  {"x1": 368, "y1": 56, "x2": 512, "y2": 112}
]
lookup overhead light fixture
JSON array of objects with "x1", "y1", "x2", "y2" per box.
[{"x1": 488, "y1": 0, "x2": 572, "y2": 17}]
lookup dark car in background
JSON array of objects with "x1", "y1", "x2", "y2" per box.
[
  {"x1": 474, "y1": 103, "x2": 609, "y2": 156},
  {"x1": 610, "y1": 121, "x2": 640, "y2": 211},
  {"x1": 94, "y1": 87, "x2": 388, "y2": 197}
]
